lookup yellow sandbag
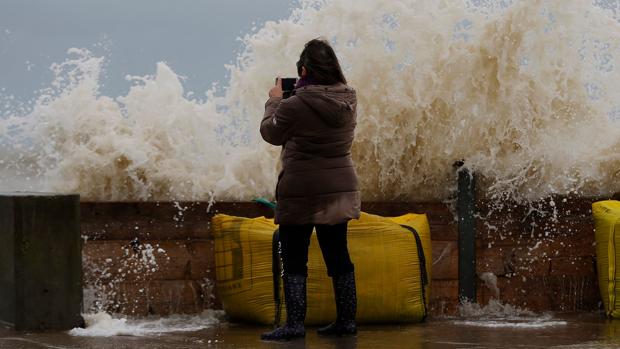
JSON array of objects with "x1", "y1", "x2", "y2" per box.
[
  {"x1": 212, "y1": 211, "x2": 431, "y2": 325},
  {"x1": 593, "y1": 200, "x2": 620, "y2": 318}
]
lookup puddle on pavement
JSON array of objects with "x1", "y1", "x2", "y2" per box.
[{"x1": 2, "y1": 312, "x2": 620, "y2": 349}]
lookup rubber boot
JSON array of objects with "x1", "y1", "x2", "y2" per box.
[
  {"x1": 261, "y1": 274, "x2": 306, "y2": 341},
  {"x1": 317, "y1": 271, "x2": 357, "y2": 336}
]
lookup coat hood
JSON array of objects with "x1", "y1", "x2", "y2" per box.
[{"x1": 294, "y1": 83, "x2": 356, "y2": 127}]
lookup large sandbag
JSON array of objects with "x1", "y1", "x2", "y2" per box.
[
  {"x1": 212, "y1": 212, "x2": 431, "y2": 325},
  {"x1": 592, "y1": 200, "x2": 620, "y2": 318}
]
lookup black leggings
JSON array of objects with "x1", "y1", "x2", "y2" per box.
[{"x1": 278, "y1": 222, "x2": 354, "y2": 278}]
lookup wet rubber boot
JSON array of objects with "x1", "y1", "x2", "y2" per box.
[
  {"x1": 261, "y1": 275, "x2": 306, "y2": 341},
  {"x1": 317, "y1": 271, "x2": 357, "y2": 336}
]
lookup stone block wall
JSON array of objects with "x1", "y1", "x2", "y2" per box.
[{"x1": 80, "y1": 198, "x2": 603, "y2": 317}]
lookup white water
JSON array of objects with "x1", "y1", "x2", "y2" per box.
[
  {"x1": 74, "y1": 236, "x2": 223, "y2": 337},
  {"x1": 453, "y1": 272, "x2": 568, "y2": 329},
  {"x1": 69, "y1": 310, "x2": 224, "y2": 337},
  {"x1": 82, "y1": 241, "x2": 176, "y2": 314},
  {"x1": 454, "y1": 318, "x2": 568, "y2": 328},
  {"x1": 2, "y1": 0, "x2": 620, "y2": 202},
  {"x1": 456, "y1": 299, "x2": 568, "y2": 328}
]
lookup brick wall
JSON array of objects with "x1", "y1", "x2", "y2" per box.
[
  {"x1": 81, "y1": 202, "x2": 272, "y2": 316},
  {"x1": 473, "y1": 197, "x2": 600, "y2": 312},
  {"x1": 80, "y1": 198, "x2": 603, "y2": 316}
]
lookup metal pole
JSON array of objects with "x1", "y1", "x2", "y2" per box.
[{"x1": 456, "y1": 162, "x2": 476, "y2": 303}]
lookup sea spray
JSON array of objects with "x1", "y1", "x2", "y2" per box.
[
  {"x1": 0, "y1": 48, "x2": 275, "y2": 201},
  {"x1": 480, "y1": 271, "x2": 501, "y2": 298},
  {"x1": 83, "y1": 240, "x2": 173, "y2": 314},
  {"x1": 69, "y1": 310, "x2": 224, "y2": 337},
  {"x1": 456, "y1": 274, "x2": 568, "y2": 328},
  {"x1": 1, "y1": 0, "x2": 620, "y2": 203},
  {"x1": 455, "y1": 299, "x2": 568, "y2": 328}
]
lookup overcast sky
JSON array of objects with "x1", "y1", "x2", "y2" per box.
[{"x1": 0, "y1": 0, "x2": 293, "y2": 103}]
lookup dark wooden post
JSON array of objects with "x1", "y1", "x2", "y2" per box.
[
  {"x1": 0, "y1": 193, "x2": 83, "y2": 330},
  {"x1": 455, "y1": 163, "x2": 476, "y2": 303}
]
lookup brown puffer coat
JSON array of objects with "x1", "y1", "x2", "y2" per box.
[{"x1": 260, "y1": 83, "x2": 361, "y2": 225}]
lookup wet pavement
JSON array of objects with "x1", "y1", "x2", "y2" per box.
[{"x1": 1, "y1": 313, "x2": 620, "y2": 349}]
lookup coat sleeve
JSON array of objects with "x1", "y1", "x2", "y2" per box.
[{"x1": 260, "y1": 96, "x2": 298, "y2": 146}]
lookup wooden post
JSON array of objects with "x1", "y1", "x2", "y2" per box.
[
  {"x1": 0, "y1": 193, "x2": 83, "y2": 330},
  {"x1": 455, "y1": 163, "x2": 476, "y2": 303}
]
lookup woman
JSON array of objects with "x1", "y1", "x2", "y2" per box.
[{"x1": 259, "y1": 38, "x2": 360, "y2": 341}]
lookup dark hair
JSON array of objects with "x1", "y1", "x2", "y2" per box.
[{"x1": 296, "y1": 38, "x2": 347, "y2": 85}]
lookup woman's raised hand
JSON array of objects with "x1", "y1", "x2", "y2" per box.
[{"x1": 269, "y1": 77, "x2": 283, "y2": 98}]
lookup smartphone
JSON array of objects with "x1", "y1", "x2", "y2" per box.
[
  {"x1": 276, "y1": 77, "x2": 298, "y2": 99},
  {"x1": 280, "y1": 78, "x2": 297, "y2": 91}
]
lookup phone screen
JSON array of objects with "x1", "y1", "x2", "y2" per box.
[{"x1": 281, "y1": 78, "x2": 297, "y2": 91}]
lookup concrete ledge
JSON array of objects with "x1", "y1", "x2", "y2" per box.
[{"x1": 0, "y1": 192, "x2": 83, "y2": 330}]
